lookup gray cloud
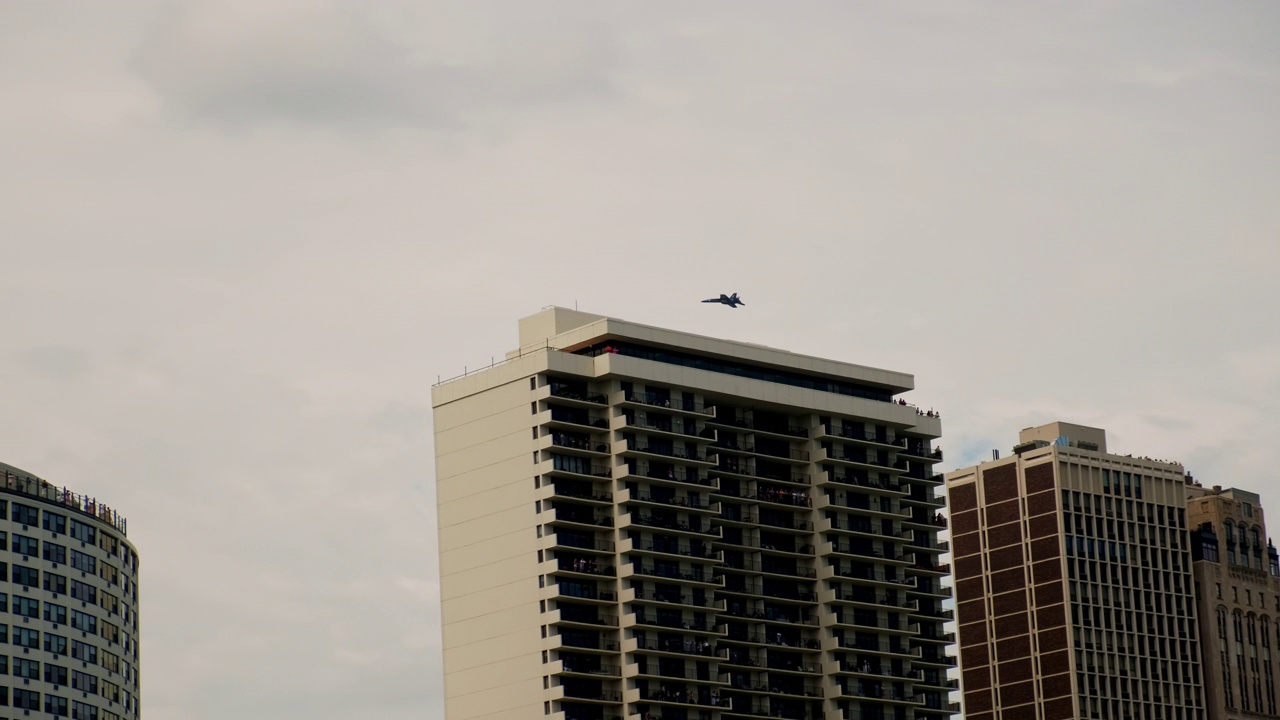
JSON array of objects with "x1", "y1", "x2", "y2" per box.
[
  {"x1": 130, "y1": 1, "x2": 617, "y2": 130},
  {"x1": 14, "y1": 345, "x2": 91, "y2": 381}
]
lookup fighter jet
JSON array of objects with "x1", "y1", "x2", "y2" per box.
[{"x1": 702, "y1": 293, "x2": 745, "y2": 308}]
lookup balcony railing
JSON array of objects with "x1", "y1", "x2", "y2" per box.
[
  {"x1": 561, "y1": 661, "x2": 621, "y2": 677},
  {"x1": 558, "y1": 558, "x2": 617, "y2": 576},
  {"x1": 837, "y1": 637, "x2": 918, "y2": 655},
  {"x1": 631, "y1": 564, "x2": 714, "y2": 583},
  {"x1": 623, "y1": 391, "x2": 712, "y2": 414},
  {"x1": 639, "y1": 689, "x2": 729, "y2": 708},
  {"x1": 638, "y1": 542, "x2": 718, "y2": 559},
  {"x1": 0, "y1": 470, "x2": 128, "y2": 535},
  {"x1": 823, "y1": 425, "x2": 892, "y2": 444},
  {"x1": 552, "y1": 534, "x2": 615, "y2": 552},
  {"x1": 634, "y1": 614, "x2": 717, "y2": 632},
  {"x1": 714, "y1": 459, "x2": 810, "y2": 485},
  {"x1": 562, "y1": 689, "x2": 623, "y2": 702},
  {"x1": 549, "y1": 383, "x2": 608, "y2": 404},
  {"x1": 628, "y1": 493, "x2": 713, "y2": 510},
  {"x1": 626, "y1": 441, "x2": 708, "y2": 462},
  {"x1": 629, "y1": 515, "x2": 719, "y2": 536},
  {"x1": 634, "y1": 637, "x2": 717, "y2": 656},
  {"x1": 826, "y1": 474, "x2": 903, "y2": 493},
  {"x1": 558, "y1": 610, "x2": 619, "y2": 627},
  {"x1": 631, "y1": 462, "x2": 714, "y2": 487},
  {"x1": 832, "y1": 568, "x2": 915, "y2": 586},
  {"x1": 631, "y1": 588, "x2": 719, "y2": 608},
  {"x1": 553, "y1": 509, "x2": 614, "y2": 528}
]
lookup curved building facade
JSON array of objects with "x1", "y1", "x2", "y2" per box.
[{"x1": 0, "y1": 462, "x2": 140, "y2": 719}]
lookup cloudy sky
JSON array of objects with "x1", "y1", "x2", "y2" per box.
[{"x1": 2, "y1": 1, "x2": 1278, "y2": 717}]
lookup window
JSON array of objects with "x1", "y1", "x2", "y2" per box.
[
  {"x1": 72, "y1": 700, "x2": 98, "y2": 720},
  {"x1": 14, "y1": 627, "x2": 39, "y2": 648},
  {"x1": 70, "y1": 580, "x2": 96, "y2": 605},
  {"x1": 44, "y1": 632, "x2": 68, "y2": 655},
  {"x1": 44, "y1": 541, "x2": 67, "y2": 564},
  {"x1": 13, "y1": 657, "x2": 38, "y2": 680},
  {"x1": 70, "y1": 638, "x2": 96, "y2": 661},
  {"x1": 68, "y1": 520, "x2": 95, "y2": 545},
  {"x1": 44, "y1": 601, "x2": 67, "y2": 624},
  {"x1": 1245, "y1": 502, "x2": 1255, "y2": 518},
  {"x1": 69, "y1": 550, "x2": 95, "y2": 574},
  {"x1": 10, "y1": 503, "x2": 38, "y2": 526},
  {"x1": 71, "y1": 670, "x2": 98, "y2": 694},
  {"x1": 43, "y1": 511, "x2": 67, "y2": 534},
  {"x1": 12, "y1": 565, "x2": 38, "y2": 587},
  {"x1": 11, "y1": 534, "x2": 38, "y2": 557},
  {"x1": 45, "y1": 694, "x2": 69, "y2": 717},
  {"x1": 70, "y1": 611, "x2": 96, "y2": 634},
  {"x1": 44, "y1": 571, "x2": 67, "y2": 594},
  {"x1": 13, "y1": 688, "x2": 39, "y2": 710},
  {"x1": 12, "y1": 597, "x2": 38, "y2": 619}
]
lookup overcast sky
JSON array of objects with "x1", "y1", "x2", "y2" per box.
[{"x1": 2, "y1": 2, "x2": 1278, "y2": 718}]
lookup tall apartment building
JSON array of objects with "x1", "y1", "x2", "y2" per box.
[
  {"x1": 0, "y1": 461, "x2": 141, "y2": 718},
  {"x1": 1186, "y1": 484, "x2": 1280, "y2": 720},
  {"x1": 945, "y1": 422, "x2": 1203, "y2": 720},
  {"x1": 432, "y1": 307, "x2": 957, "y2": 720}
]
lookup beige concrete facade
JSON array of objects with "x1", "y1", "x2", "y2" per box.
[
  {"x1": 0, "y1": 462, "x2": 141, "y2": 719},
  {"x1": 1186, "y1": 484, "x2": 1280, "y2": 720},
  {"x1": 946, "y1": 423, "x2": 1203, "y2": 720},
  {"x1": 433, "y1": 307, "x2": 957, "y2": 720}
]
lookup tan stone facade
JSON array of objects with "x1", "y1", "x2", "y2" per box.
[
  {"x1": 433, "y1": 307, "x2": 957, "y2": 720},
  {"x1": 1187, "y1": 485, "x2": 1280, "y2": 720},
  {"x1": 947, "y1": 423, "x2": 1204, "y2": 720}
]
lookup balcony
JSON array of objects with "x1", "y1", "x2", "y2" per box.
[
  {"x1": 625, "y1": 461, "x2": 715, "y2": 490},
  {"x1": 558, "y1": 688, "x2": 622, "y2": 704},
  {"x1": 548, "y1": 432, "x2": 612, "y2": 456},
  {"x1": 548, "y1": 533, "x2": 616, "y2": 554},
  {"x1": 623, "y1": 440, "x2": 714, "y2": 465},
  {"x1": 545, "y1": 455, "x2": 615, "y2": 480},
  {"x1": 627, "y1": 413, "x2": 709, "y2": 439},
  {"x1": 544, "y1": 483, "x2": 614, "y2": 507},
  {"x1": 622, "y1": 537, "x2": 720, "y2": 561},
  {"x1": 707, "y1": 414, "x2": 809, "y2": 439},
  {"x1": 551, "y1": 508, "x2": 615, "y2": 529},
  {"x1": 913, "y1": 650, "x2": 957, "y2": 667},
  {"x1": 622, "y1": 391, "x2": 714, "y2": 416},
  {"x1": 821, "y1": 517, "x2": 904, "y2": 542},
  {"x1": 637, "y1": 687, "x2": 730, "y2": 708},
  {"x1": 825, "y1": 590, "x2": 918, "y2": 613},
  {"x1": 830, "y1": 614, "x2": 919, "y2": 635},
  {"x1": 625, "y1": 513, "x2": 721, "y2": 538},
  {"x1": 632, "y1": 613, "x2": 721, "y2": 634},
  {"x1": 907, "y1": 562, "x2": 950, "y2": 576},
  {"x1": 820, "y1": 449, "x2": 900, "y2": 473},
  {"x1": 818, "y1": 496, "x2": 911, "y2": 520},
  {"x1": 627, "y1": 563, "x2": 721, "y2": 587},
  {"x1": 555, "y1": 634, "x2": 621, "y2": 653},
  {"x1": 713, "y1": 458, "x2": 810, "y2": 486},
  {"x1": 546, "y1": 407, "x2": 611, "y2": 431},
  {"x1": 826, "y1": 567, "x2": 915, "y2": 588},
  {"x1": 548, "y1": 381, "x2": 609, "y2": 405},
  {"x1": 834, "y1": 637, "x2": 921, "y2": 658},
  {"x1": 902, "y1": 536, "x2": 948, "y2": 553},
  {"x1": 623, "y1": 490, "x2": 719, "y2": 515},
  {"x1": 627, "y1": 587, "x2": 724, "y2": 611},
  {"x1": 824, "y1": 473, "x2": 905, "y2": 495},
  {"x1": 556, "y1": 660, "x2": 622, "y2": 678},
  {"x1": 836, "y1": 662, "x2": 922, "y2": 681},
  {"x1": 819, "y1": 424, "x2": 897, "y2": 446},
  {"x1": 906, "y1": 579, "x2": 951, "y2": 598},
  {"x1": 631, "y1": 636, "x2": 720, "y2": 658},
  {"x1": 897, "y1": 445, "x2": 943, "y2": 464},
  {"x1": 556, "y1": 557, "x2": 617, "y2": 577},
  {"x1": 551, "y1": 607, "x2": 620, "y2": 628},
  {"x1": 825, "y1": 543, "x2": 913, "y2": 565}
]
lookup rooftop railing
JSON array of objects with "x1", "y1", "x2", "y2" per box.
[{"x1": 1, "y1": 470, "x2": 127, "y2": 536}]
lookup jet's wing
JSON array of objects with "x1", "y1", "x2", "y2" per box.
[
  {"x1": 719, "y1": 294, "x2": 731, "y2": 302},
  {"x1": 702, "y1": 298, "x2": 720, "y2": 303}
]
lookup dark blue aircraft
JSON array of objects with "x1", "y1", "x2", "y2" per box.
[{"x1": 703, "y1": 293, "x2": 745, "y2": 308}]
